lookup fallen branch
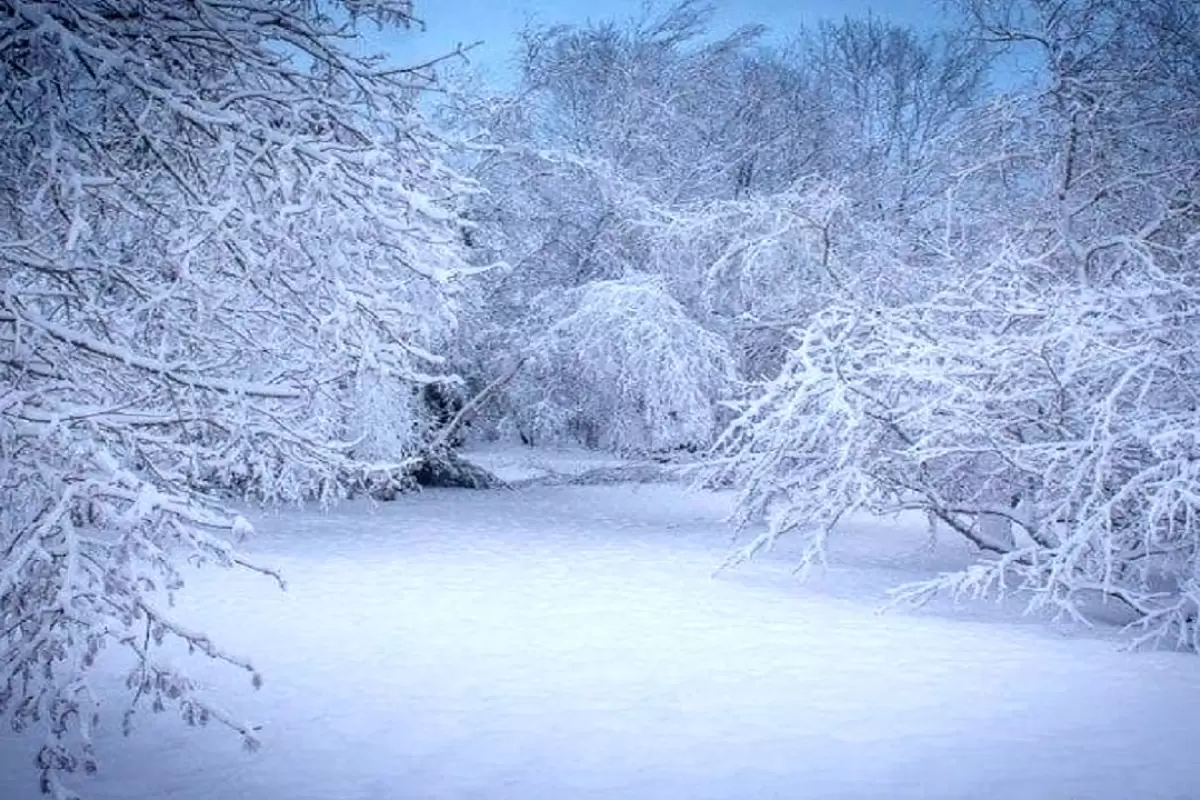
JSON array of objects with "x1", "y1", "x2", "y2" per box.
[{"x1": 429, "y1": 356, "x2": 529, "y2": 452}]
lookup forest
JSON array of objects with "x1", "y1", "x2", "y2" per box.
[{"x1": 2, "y1": 0, "x2": 1199, "y2": 796}]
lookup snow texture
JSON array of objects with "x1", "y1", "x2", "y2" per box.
[{"x1": 2, "y1": 473, "x2": 1198, "y2": 799}]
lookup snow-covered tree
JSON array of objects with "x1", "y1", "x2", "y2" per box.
[
  {"x1": 495, "y1": 275, "x2": 736, "y2": 454},
  {"x1": 464, "y1": 2, "x2": 766, "y2": 294},
  {"x1": 796, "y1": 15, "x2": 987, "y2": 221},
  {"x1": 711, "y1": 0, "x2": 1200, "y2": 650},
  {"x1": 451, "y1": 4, "x2": 990, "y2": 451},
  {"x1": 1, "y1": 0, "x2": 474, "y2": 794},
  {"x1": 445, "y1": 6, "x2": 761, "y2": 452},
  {"x1": 643, "y1": 181, "x2": 858, "y2": 379}
]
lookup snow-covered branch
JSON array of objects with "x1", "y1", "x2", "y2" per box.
[
  {"x1": 709, "y1": 0, "x2": 1200, "y2": 651},
  {"x1": 1, "y1": 0, "x2": 476, "y2": 794}
]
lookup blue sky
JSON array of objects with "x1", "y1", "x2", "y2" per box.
[{"x1": 365, "y1": 0, "x2": 958, "y2": 82}]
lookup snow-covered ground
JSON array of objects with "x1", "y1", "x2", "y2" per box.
[
  {"x1": 462, "y1": 442, "x2": 645, "y2": 483},
  {"x1": 3, "y1": 467, "x2": 1200, "y2": 799}
]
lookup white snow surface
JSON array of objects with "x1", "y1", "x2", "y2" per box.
[
  {"x1": 462, "y1": 442, "x2": 636, "y2": 483},
  {"x1": 3, "y1": 465, "x2": 1200, "y2": 799}
]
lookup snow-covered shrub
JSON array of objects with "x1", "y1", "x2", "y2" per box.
[
  {"x1": 0, "y1": 0, "x2": 473, "y2": 793},
  {"x1": 715, "y1": 264, "x2": 1200, "y2": 645},
  {"x1": 499, "y1": 275, "x2": 736, "y2": 454}
]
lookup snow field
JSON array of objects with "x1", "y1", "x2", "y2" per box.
[{"x1": 3, "y1": 481, "x2": 1199, "y2": 799}]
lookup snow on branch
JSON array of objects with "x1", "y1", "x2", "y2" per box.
[
  {"x1": 703, "y1": 0, "x2": 1200, "y2": 651},
  {"x1": 715, "y1": 257, "x2": 1200, "y2": 638},
  {"x1": 1, "y1": 0, "x2": 476, "y2": 794},
  {"x1": 498, "y1": 275, "x2": 736, "y2": 454}
]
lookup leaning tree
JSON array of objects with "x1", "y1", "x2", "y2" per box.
[{"x1": 1, "y1": 0, "x2": 475, "y2": 794}]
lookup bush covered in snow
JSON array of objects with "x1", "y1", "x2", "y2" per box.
[
  {"x1": 497, "y1": 275, "x2": 736, "y2": 454},
  {"x1": 714, "y1": 266, "x2": 1200, "y2": 644}
]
